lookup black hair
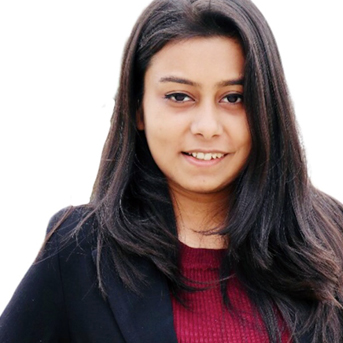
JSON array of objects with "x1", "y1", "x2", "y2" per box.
[{"x1": 51, "y1": 1, "x2": 343, "y2": 342}]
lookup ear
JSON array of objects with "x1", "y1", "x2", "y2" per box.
[{"x1": 136, "y1": 106, "x2": 145, "y2": 130}]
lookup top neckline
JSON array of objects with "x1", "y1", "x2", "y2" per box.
[{"x1": 178, "y1": 241, "x2": 226, "y2": 268}]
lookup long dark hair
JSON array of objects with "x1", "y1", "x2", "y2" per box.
[{"x1": 64, "y1": 0, "x2": 343, "y2": 342}]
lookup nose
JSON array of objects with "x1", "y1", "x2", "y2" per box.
[{"x1": 190, "y1": 102, "x2": 223, "y2": 139}]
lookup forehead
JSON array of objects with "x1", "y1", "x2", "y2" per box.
[{"x1": 145, "y1": 36, "x2": 245, "y2": 85}]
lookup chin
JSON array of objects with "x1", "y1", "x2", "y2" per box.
[{"x1": 179, "y1": 181, "x2": 232, "y2": 196}]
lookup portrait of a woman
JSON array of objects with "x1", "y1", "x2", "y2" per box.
[{"x1": 1, "y1": 0, "x2": 342, "y2": 342}]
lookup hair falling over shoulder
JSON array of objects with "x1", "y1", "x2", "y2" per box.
[{"x1": 57, "y1": 1, "x2": 343, "y2": 342}]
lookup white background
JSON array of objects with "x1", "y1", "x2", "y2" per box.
[{"x1": 0, "y1": 1, "x2": 342, "y2": 314}]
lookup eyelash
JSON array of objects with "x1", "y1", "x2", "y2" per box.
[
  {"x1": 164, "y1": 93, "x2": 192, "y2": 102},
  {"x1": 221, "y1": 94, "x2": 243, "y2": 104},
  {"x1": 164, "y1": 92, "x2": 243, "y2": 104}
]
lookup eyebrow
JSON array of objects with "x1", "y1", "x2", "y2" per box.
[{"x1": 159, "y1": 76, "x2": 244, "y2": 87}]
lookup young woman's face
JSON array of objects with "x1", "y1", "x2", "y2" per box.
[{"x1": 138, "y1": 36, "x2": 251, "y2": 197}]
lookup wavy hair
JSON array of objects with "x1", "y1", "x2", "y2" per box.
[{"x1": 71, "y1": 0, "x2": 343, "y2": 342}]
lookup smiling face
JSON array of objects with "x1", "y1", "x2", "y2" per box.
[{"x1": 138, "y1": 36, "x2": 251, "y2": 198}]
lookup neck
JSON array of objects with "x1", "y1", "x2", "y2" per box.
[{"x1": 170, "y1": 187, "x2": 229, "y2": 249}]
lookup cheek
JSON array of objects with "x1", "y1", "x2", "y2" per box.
[
  {"x1": 241, "y1": 134, "x2": 252, "y2": 159},
  {"x1": 144, "y1": 119, "x2": 174, "y2": 158},
  {"x1": 145, "y1": 121, "x2": 167, "y2": 142},
  {"x1": 242, "y1": 128, "x2": 252, "y2": 150},
  {"x1": 227, "y1": 116, "x2": 251, "y2": 150},
  {"x1": 143, "y1": 105, "x2": 183, "y2": 146}
]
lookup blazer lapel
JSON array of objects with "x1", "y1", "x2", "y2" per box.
[
  {"x1": 92, "y1": 249, "x2": 178, "y2": 343},
  {"x1": 299, "y1": 333, "x2": 311, "y2": 343},
  {"x1": 297, "y1": 325, "x2": 312, "y2": 343}
]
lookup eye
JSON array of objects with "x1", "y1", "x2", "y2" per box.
[
  {"x1": 221, "y1": 93, "x2": 243, "y2": 104},
  {"x1": 165, "y1": 93, "x2": 193, "y2": 103}
]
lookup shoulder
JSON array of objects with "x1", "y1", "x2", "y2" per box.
[
  {"x1": 37, "y1": 205, "x2": 98, "y2": 262},
  {"x1": 38, "y1": 205, "x2": 102, "y2": 302},
  {"x1": 47, "y1": 205, "x2": 97, "y2": 235},
  {"x1": 0, "y1": 206, "x2": 118, "y2": 342}
]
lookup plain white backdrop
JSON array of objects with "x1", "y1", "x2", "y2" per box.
[{"x1": 0, "y1": 1, "x2": 342, "y2": 314}]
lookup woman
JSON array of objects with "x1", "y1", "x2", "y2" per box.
[{"x1": 1, "y1": 0, "x2": 342, "y2": 342}]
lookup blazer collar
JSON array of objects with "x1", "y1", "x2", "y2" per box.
[
  {"x1": 91, "y1": 248, "x2": 313, "y2": 343},
  {"x1": 92, "y1": 249, "x2": 178, "y2": 343}
]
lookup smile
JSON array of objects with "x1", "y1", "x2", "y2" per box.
[{"x1": 183, "y1": 152, "x2": 225, "y2": 161}]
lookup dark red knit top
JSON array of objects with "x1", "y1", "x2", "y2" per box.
[{"x1": 171, "y1": 243, "x2": 291, "y2": 343}]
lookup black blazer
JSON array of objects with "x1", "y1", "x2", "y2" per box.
[{"x1": 0, "y1": 209, "x2": 311, "y2": 343}]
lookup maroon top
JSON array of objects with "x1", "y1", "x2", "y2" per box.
[{"x1": 171, "y1": 243, "x2": 291, "y2": 343}]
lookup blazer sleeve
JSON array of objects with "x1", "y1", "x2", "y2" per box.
[{"x1": 0, "y1": 210, "x2": 71, "y2": 343}]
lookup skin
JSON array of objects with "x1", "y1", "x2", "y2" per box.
[{"x1": 137, "y1": 37, "x2": 251, "y2": 248}]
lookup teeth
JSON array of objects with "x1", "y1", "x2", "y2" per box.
[
  {"x1": 190, "y1": 152, "x2": 224, "y2": 160},
  {"x1": 204, "y1": 153, "x2": 211, "y2": 161}
]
